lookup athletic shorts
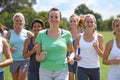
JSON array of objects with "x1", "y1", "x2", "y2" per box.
[{"x1": 10, "y1": 60, "x2": 29, "y2": 73}]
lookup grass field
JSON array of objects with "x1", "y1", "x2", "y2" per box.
[{"x1": 3, "y1": 31, "x2": 114, "y2": 80}]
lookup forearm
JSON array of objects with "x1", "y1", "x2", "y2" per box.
[
  {"x1": 96, "y1": 47, "x2": 104, "y2": 58},
  {"x1": 0, "y1": 59, "x2": 13, "y2": 67},
  {"x1": 103, "y1": 58, "x2": 120, "y2": 65},
  {"x1": 23, "y1": 49, "x2": 36, "y2": 59},
  {"x1": 69, "y1": 52, "x2": 75, "y2": 60}
]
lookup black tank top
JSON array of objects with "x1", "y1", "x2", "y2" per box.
[{"x1": 28, "y1": 37, "x2": 40, "y2": 72}]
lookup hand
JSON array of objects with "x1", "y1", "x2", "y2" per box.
[
  {"x1": 76, "y1": 55, "x2": 81, "y2": 61},
  {"x1": 40, "y1": 52, "x2": 47, "y2": 61},
  {"x1": 67, "y1": 57, "x2": 74, "y2": 65},
  {"x1": 113, "y1": 58, "x2": 120, "y2": 64},
  {"x1": 31, "y1": 45, "x2": 38, "y2": 54},
  {"x1": 93, "y1": 40, "x2": 99, "y2": 50},
  {"x1": 10, "y1": 46, "x2": 16, "y2": 53}
]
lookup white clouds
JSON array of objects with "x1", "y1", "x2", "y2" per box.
[
  {"x1": 49, "y1": 0, "x2": 69, "y2": 5},
  {"x1": 33, "y1": 0, "x2": 69, "y2": 11},
  {"x1": 33, "y1": 0, "x2": 120, "y2": 20}
]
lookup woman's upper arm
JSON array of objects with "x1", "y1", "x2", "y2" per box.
[
  {"x1": 74, "y1": 34, "x2": 80, "y2": 49},
  {"x1": 23, "y1": 38, "x2": 30, "y2": 55},
  {"x1": 27, "y1": 31, "x2": 34, "y2": 38},
  {"x1": 6, "y1": 30, "x2": 10, "y2": 41},
  {"x1": 2, "y1": 38, "x2": 12, "y2": 59},
  {"x1": 67, "y1": 42, "x2": 74, "y2": 53},
  {"x1": 103, "y1": 40, "x2": 113, "y2": 60},
  {"x1": 98, "y1": 34, "x2": 104, "y2": 51}
]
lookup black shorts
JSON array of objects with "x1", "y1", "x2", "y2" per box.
[
  {"x1": 68, "y1": 61, "x2": 77, "y2": 73},
  {"x1": 77, "y1": 67, "x2": 100, "y2": 80}
]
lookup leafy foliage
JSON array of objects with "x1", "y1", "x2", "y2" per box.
[
  {"x1": 0, "y1": 0, "x2": 36, "y2": 13},
  {"x1": 0, "y1": 2, "x2": 119, "y2": 31},
  {"x1": 74, "y1": 4, "x2": 102, "y2": 31}
]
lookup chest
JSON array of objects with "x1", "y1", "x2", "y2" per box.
[{"x1": 110, "y1": 42, "x2": 120, "y2": 58}]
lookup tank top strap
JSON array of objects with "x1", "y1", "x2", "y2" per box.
[
  {"x1": 94, "y1": 32, "x2": 98, "y2": 40},
  {"x1": 80, "y1": 32, "x2": 84, "y2": 40},
  {"x1": 28, "y1": 37, "x2": 34, "y2": 51},
  {"x1": 113, "y1": 38, "x2": 116, "y2": 49}
]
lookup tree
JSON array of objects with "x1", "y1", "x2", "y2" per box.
[
  {"x1": 0, "y1": 0, "x2": 36, "y2": 13},
  {"x1": 37, "y1": 11, "x2": 49, "y2": 28},
  {"x1": 74, "y1": 4, "x2": 93, "y2": 15},
  {"x1": 0, "y1": 7, "x2": 37, "y2": 30},
  {"x1": 74, "y1": 4, "x2": 102, "y2": 31},
  {"x1": 0, "y1": 11, "x2": 13, "y2": 29},
  {"x1": 60, "y1": 18, "x2": 69, "y2": 30},
  {"x1": 117, "y1": 14, "x2": 120, "y2": 18},
  {"x1": 16, "y1": 7, "x2": 38, "y2": 30}
]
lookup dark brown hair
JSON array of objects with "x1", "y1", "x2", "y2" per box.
[
  {"x1": 0, "y1": 23, "x2": 6, "y2": 35},
  {"x1": 48, "y1": 8, "x2": 62, "y2": 20},
  {"x1": 31, "y1": 18, "x2": 45, "y2": 29}
]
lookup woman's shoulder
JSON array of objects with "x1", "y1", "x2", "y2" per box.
[
  {"x1": 39, "y1": 29, "x2": 47, "y2": 33},
  {"x1": 62, "y1": 29, "x2": 71, "y2": 35},
  {"x1": 1, "y1": 37, "x2": 8, "y2": 45},
  {"x1": 97, "y1": 32, "x2": 103, "y2": 37},
  {"x1": 95, "y1": 32, "x2": 103, "y2": 40},
  {"x1": 37, "y1": 29, "x2": 47, "y2": 36},
  {"x1": 106, "y1": 39, "x2": 114, "y2": 48}
]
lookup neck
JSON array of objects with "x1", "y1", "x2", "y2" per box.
[
  {"x1": 71, "y1": 28, "x2": 79, "y2": 34},
  {"x1": 85, "y1": 30, "x2": 95, "y2": 35},
  {"x1": 116, "y1": 36, "x2": 120, "y2": 41},
  {"x1": 14, "y1": 28, "x2": 22, "y2": 34},
  {"x1": 49, "y1": 27, "x2": 60, "y2": 32},
  {"x1": 71, "y1": 28, "x2": 79, "y2": 39}
]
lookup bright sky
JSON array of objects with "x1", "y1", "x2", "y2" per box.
[{"x1": 33, "y1": 0, "x2": 120, "y2": 20}]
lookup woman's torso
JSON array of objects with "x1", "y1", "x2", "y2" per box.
[
  {"x1": 78, "y1": 32, "x2": 100, "y2": 68},
  {"x1": 28, "y1": 37, "x2": 40, "y2": 72},
  {"x1": 10, "y1": 29, "x2": 28, "y2": 61},
  {"x1": 36, "y1": 29, "x2": 72, "y2": 70},
  {"x1": 109, "y1": 38, "x2": 120, "y2": 74}
]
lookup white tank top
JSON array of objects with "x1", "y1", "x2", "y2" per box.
[
  {"x1": 0, "y1": 37, "x2": 3, "y2": 72},
  {"x1": 78, "y1": 32, "x2": 100, "y2": 68},
  {"x1": 109, "y1": 39, "x2": 120, "y2": 74}
]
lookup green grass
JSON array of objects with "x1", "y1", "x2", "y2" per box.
[
  {"x1": 99, "y1": 31, "x2": 114, "y2": 44},
  {"x1": 3, "y1": 31, "x2": 114, "y2": 80}
]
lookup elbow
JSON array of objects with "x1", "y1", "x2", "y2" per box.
[
  {"x1": 23, "y1": 55, "x2": 27, "y2": 59},
  {"x1": 36, "y1": 55, "x2": 43, "y2": 62},
  {"x1": 10, "y1": 59, "x2": 13, "y2": 64},
  {"x1": 102, "y1": 59, "x2": 108, "y2": 65},
  {"x1": 102, "y1": 60, "x2": 105, "y2": 64},
  {"x1": 8, "y1": 58, "x2": 13, "y2": 65},
  {"x1": 35, "y1": 55, "x2": 39, "y2": 62},
  {"x1": 36, "y1": 56, "x2": 40, "y2": 62}
]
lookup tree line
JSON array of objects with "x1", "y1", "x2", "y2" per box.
[{"x1": 0, "y1": 0, "x2": 120, "y2": 31}]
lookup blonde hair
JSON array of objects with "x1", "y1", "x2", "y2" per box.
[
  {"x1": 112, "y1": 18, "x2": 120, "y2": 35},
  {"x1": 69, "y1": 14, "x2": 85, "y2": 31},
  {"x1": 78, "y1": 15, "x2": 85, "y2": 30},
  {"x1": 13, "y1": 12, "x2": 25, "y2": 29},
  {"x1": 84, "y1": 14, "x2": 97, "y2": 32}
]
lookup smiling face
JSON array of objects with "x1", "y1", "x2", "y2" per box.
[
  {"x1": 48, "y1": 11, "x2": 61, "y2": 27},
  {"x1": 113, "y1": 19, "x2": 120, "y2": 35},
  {"x1": 84, "y1": 14, "x2": 96, "y2": 31},
  {"x1": 13, "y1": 13, "x2": 25, "y2": 30},
  {"x1": 85, "y1": 16, "x2": 95, "y2": 29},
  {"x1": 32, "y1": 22, "x2": 44, "y2": 35},
  {"x1": 13, "y1": 16, "x2": 24, "y2": 30},
  {"x1": 69, "y1": 16, "x2": 79, "y2": 29}
]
